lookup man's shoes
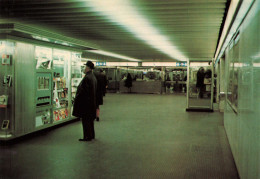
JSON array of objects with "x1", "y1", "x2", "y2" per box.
[
  {"x1": 78, "y1": 138, "x2": 92, "y2": 142},
  {"x1": 96, "y1": 117, "x2": 99, "y2": 121}
]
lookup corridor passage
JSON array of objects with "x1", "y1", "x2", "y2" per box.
[{"x1": 0, "y1": 94, "x2": 239, "y2": 179}]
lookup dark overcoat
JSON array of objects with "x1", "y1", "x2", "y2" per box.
[
  {"x1": 72, "y1": 71, "x2": 97, "y2": 119},
  {"x1": 124, "y1": 74, "x2": 132, "y2": 88},
  {"x1": 94, "y1": 72, "x2": 107, "y2": 105},
  {"x1": 196, "y1": 71, "x2": 205, "y2": 88}
]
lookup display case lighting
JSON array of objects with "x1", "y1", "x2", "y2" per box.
[{"x1": 32, "y1": 35, "x2": 50, "y2": 42}]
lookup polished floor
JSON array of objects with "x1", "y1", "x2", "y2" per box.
[{"x1": 0, "y1": 93, "x2": 239, "y2": 179}]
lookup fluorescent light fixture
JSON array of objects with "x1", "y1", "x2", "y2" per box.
[
  {"x1": 32, "y1": 35, "x2": 50, "y2": 42},
  {"x1": 142, "y1": 62, "x2": 177, "y2": 67},
  {"x1": 106, "y1": 62, "x2": 138, "y2": 66},
  {"x1": 86, "y1": 0, "x2": 187, "y2": 61},
  {"x1": 87, "y1": 50, "x2": 141, "y2": 62}
]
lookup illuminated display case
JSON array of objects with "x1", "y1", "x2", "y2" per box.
[{"x1": 0, "y1": 40, "x2": 83, "y2": 140}]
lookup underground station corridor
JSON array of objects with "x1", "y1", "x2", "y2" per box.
[{"x1": 1, "y1": 94, "x2": 239, "y2": 179}]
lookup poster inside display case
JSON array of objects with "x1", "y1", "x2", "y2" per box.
[
  {"x1": 35, "y1": 46, "x2": 52, "y2": 69},
  {"x1": 52, "y1": 49, "x2": 70, "y2": 122}
]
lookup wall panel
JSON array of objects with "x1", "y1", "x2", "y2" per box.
[{"x1": 224, "y1": 1, "x2": 260, "y2": 179}]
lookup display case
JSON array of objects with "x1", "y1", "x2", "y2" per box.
[
  {"x1": 186, "y1": 61, "x2": 214, "y2": 112},
  {"x1": 0, "y1": 40, "x2": 83, "y2": 140}
]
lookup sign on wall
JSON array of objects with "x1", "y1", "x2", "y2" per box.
[
  {"x1": 176, "y1": 62, "x2": 187, "y2": 67},
  {"x1": 96, "y1": 62, "x2": 106, "y2": 66}
]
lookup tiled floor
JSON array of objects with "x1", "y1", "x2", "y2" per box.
[{"x1": 0, "y1": 93, "x2": 239, "y2": 179}]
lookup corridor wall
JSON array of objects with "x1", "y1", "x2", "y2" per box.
[{"x1": 224, "y1": 1, "x2": 260, "y2": 179}]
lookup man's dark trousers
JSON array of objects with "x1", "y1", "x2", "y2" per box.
[{"x1": 82, "y1": 117, "x2": 95, "y2": 139}]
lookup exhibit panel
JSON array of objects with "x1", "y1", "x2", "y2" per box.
[{"x1": 186, "y1": 61, "x2": 214, "y2": 111}]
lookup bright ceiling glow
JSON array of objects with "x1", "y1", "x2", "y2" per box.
[
  {"x1": 106, "y1": 62, "x2": 138, "y2": 66},
  {"x1": 87, "y1": 50, "x2": 141, "y2": 62},
  {"x1": 86, "y1": 0, "x2": 187, "y2": 61},
  {"x1": 142, "y1": 62, "x2": 177, "y2": 67}
]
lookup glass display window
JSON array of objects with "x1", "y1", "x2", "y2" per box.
[
  {"x1": 52, "y1": 49, "x2": 70, "y2": 122},
  {"x1": 187, "y1": 61, "x2": 213, "y2": 111},
  {"x1": 71, "y1": 52, "x2": 82, "y2": 101}
]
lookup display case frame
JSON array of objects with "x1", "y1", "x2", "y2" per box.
[{"x1": 186, "y1": 60, "x2": 214, "y2": 112}]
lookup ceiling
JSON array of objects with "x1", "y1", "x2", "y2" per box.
[{"x1": 0, "y1": 0, "x2": 229, "y2": 62}]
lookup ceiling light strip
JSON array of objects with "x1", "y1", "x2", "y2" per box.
[{"x1": 86, "y1": 0, "x2": 187, "y2": 61}]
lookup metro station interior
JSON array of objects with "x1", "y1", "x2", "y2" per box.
[{"x1": 0, "y1": 0, "x2": 259, "y2": 178}]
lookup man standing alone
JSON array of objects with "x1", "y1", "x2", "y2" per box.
[{"x1": 73, "y1": 61, "x2": 97, "y2": 141}]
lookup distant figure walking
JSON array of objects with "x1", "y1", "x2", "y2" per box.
[{"x1": 124, "y1": 73, "x2": 132, "y2": 93}]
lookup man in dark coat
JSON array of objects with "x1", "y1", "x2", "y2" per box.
[
  {"x1": 73, "y1": 61, "x2": 97, "y2": 141},
  {"x1": 124, "y1": 73, "x2": 132, "y2": 93},
  {"x1": 196, "y1": 67, "x2": 205, "y2": 98}
]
